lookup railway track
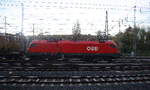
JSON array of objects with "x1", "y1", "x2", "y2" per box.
[
  {"x1": 0, "y1": 57, "x2": 150, "y2": 89},
  {"x1": 121, "y1": 56, "x2": 150, "y2": 59},
  {"x1": 0, "y1": 74, "x2": 150, "y2": 86},
  {"x1": 0, "y1": 57, "x2": 149, "y2": 71}
]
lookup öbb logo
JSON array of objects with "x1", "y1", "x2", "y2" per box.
[{"x1": 86, "y1": 46, "x2": 99, "y2": 51}]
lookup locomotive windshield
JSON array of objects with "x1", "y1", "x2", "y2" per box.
[
  {"x1": 109, "y1": 44, "x2": 117, "y2": 48},
  {"x1": 30, "y1": 43, "x2": 39, "y2": 48}
]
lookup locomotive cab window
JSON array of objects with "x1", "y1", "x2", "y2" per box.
[
  {"x1": 30, "y1": 44, "x2": 39, "y2": 48},
  {"x1": 109, "y1": 44, "x2": 116, "y2": 48}
]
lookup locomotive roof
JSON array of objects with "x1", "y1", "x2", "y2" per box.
[
  {"x1": 31, "y1": 40, "x2": 116, "y2": 44},
  {"x1": 59, "y1": 40, "x2": 100, "y2": 44},
  {"x1": 31, "y1": 40, "x2": 48, "y2": 43}
]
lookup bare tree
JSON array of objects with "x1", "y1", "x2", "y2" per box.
[{"x1": 72, "y1": 21, "x2": 81, "y2": 40}]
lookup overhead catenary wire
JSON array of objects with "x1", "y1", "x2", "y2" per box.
[
  {"x1": 0, "y1": 0, "x2": 149, "y2": 35},
  {"x1": 0, "y1": 1, "x2": 150, "y2": 11}
]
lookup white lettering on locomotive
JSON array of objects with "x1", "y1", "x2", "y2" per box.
[{"x1": 86, "y1": 46, "x2": 99, "y2": 51}]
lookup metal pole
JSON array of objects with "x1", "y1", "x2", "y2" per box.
[
  {"x1": 133, "y1": 5, "x2": 137, "y2": 56},
  {"x1": 134, "y1": 6, "x2": 136, "y2": 30},
  {"x1": 33, "y1": 24, "x2": 35, "y2": 40},
  {"x1": 21, "y1": 3, "x2": 25, "y2": 52},
  {"x1": 21, "y1": 3, "x2": 24, "y2": 36},
  {"x1": 119, "y1": 20, "x2": 121, "y2": 33},
  {"x1": 4, "y1": 16, "x2": 7, "y2": 36},
  {"x1": 105, "y1": 11, "x2": 108, "y2": 39},
  {"x1": 112, "y1": 19, "x2": 122, "y2": 33}
]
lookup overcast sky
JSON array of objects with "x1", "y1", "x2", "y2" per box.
[{"x1": 0, "y1": 0, "x2": 150, "y2": 35}]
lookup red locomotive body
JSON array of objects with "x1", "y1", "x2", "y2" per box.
[
  {"x1": 28, "y1": 40, "x2": 59, "y2": 54},
  {"x1": 27, "y1": 40, "x2": 121, "y2": 59}
]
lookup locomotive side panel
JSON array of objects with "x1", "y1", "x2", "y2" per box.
[
  {"x1": 101, "y1": 41, "x2": 121, "y2": 57},
  {"x1": 59, "y1": 41, "x2": 120, "y2": 58},
  {"x1": 27, "y1": 40, "x2": 121, "y2": 59},
  {"x1": 27, "y1": 40, "x2": 59, "y2": 58}
]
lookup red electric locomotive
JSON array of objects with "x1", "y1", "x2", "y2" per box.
[{"x1": 27, "y1": 40, "x2": 121, "y2": 59}]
